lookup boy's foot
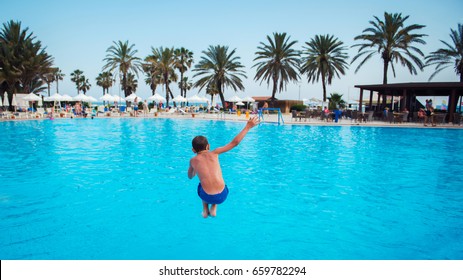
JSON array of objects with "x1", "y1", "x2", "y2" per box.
[
  {"x1": 210, "y1": 204, "x2": 217, "y2": 217},
  {"x1": 202, "y1": 209, "x2": 209, "y2": 218}
]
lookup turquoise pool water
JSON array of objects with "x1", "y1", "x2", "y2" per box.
[{"x1": 0, "y1": 118, "x2": 462, "y2": 260}]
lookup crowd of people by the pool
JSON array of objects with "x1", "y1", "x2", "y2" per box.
[{"x1": 1, "y1": 97, "x2": 462, "y2": 126}]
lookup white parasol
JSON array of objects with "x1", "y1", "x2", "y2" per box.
[
  {"x1": 73, "y1": 93, "x2": 91, "y2": 102},
  {"x1": 61, "y1": 94, "x2": 74, "y2": 101},
  {"x1": 112, "y1": 94, "x2": 125, "y2": 103},
  {"x1": 22, "y1": 93, "x2": 42, "y2": 102},
  {"x1": 172, "y1": 94, "x2": 187, "y2": 102},
  {"x1": 44, "y1": 93, "x2": 64, "y2": 102},
  {"x1": 227, "y1": 95, "x2": 242, "y2": 102},
  {"x1": 11, "y1": 94, "x2": 17, "y2": 111},
  {"x1": 4, "y1": 93, "x2": 10, "y2": 107},
  {"x1": 86, "y1": 96, "x2": 98, "y2": 102},
  {"x1": 100, "y1": 94, "x2": 114, "y2": 102},
  {"x1": 125, "y1": 93, "x2": 141, "y2": 102},
  {"x1": 187, "y1": 94, "x2": 206, "y2": 103},
  {"x1": 242, "y1": 96, "x2": 255, "y2": 102},
  {"x1": 147, "y1": 93, "x2": 166, "y2": 103}
]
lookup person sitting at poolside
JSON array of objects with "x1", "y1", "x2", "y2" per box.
[
  {"x1": 262, "y1": 101, "x2": 269, "y2": 114},
  {"x1": 188, "y1": 116, "x2": 260, "y2": 218}
]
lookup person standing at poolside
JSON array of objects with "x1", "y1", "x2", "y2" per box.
[
  {"x1": 143, "y1": 100, "x2": 148, "y2": 116},
  {"x1": 188, "y1": 116, "x2": 260, "y2": 218}
]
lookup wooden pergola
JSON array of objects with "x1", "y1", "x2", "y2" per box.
[{"x1": 355, "y1": 82, "x2": 463, "y2": 122}]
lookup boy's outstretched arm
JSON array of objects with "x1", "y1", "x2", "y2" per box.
[{"x1": 213, "y1": 116, "x2": 259, "y2": 155}]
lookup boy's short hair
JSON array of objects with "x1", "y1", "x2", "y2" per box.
[{"x1": 192, "y1": 136, "x2": 208, "y2": 152}]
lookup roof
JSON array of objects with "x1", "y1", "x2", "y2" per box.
[
  {"x1": 252, "y1": 96, "x2": 275, "y2": 101},
  {"x1": 354, "y1": 82, "x2": 463, "y2": 96}
]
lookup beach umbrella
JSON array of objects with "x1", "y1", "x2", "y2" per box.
[
  {"x1": 44, "y1": 93, "x2": 64, "y2": 102},
  {"x1": 112, "y1": 95, "x2": 125, "y2": 103},
  {"x1": 100, "y1": 94, "x2": 115, "y2": 102},
  {"x1": 236, "y1": 101, "x2": 245, "y2": 106},
  {"x1": 241, "y1": 96, "x2": 255, "y2": 109},
  {"x1": 22, "y1": 93, "x2": 42, "y2": 111},
  {"x1": 44, "y1": 93, "x2": 65, "y2": 109},
  {"x1": 242, "y1": 96, "x2": 255, "y2": 102},
  {"x1": 11, "y1": 94, "x2": 17, "y2": 111},
  {"x1": 227, "y1": 95, "x2": 242, "y2": 102},
  {"x1": 187, "y1": 94, "x2": 204, "y2": 103},
  {"x1": 73, "y1": 93, "x2": 91, "y2": 102},
  {"x1": 61, "y1": 94, "x2": 74, "y2": 101},
  {"x1": 4, "y1": 94, "x2": 10, "y2": 108},
  {"x1": 147, "y1": 93, "x2": 166, "y2": 103},
  {"x1": 87, "y1": 96, "x2": 98, "y2": 102},
  {"x1": 22, "y1": 93, "x2": 42, "y2": 102},
  {"x1": 125, "y1": 93, "x2": 141, "y2": 102},
  {"x1": 172, "y1": 94, "x2": 187, "y2": 102},
  {"x1": 113, "y1": 94, "x2": 125, "y2": 103}
]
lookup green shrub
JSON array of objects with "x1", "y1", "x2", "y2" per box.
[{"x1": 290, "y1": 104, "x2": 307, "y2": 111}]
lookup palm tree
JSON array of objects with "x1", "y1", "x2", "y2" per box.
[
  {"x1": 96, "y1": 71, "x2": 113, "y2": 95},
  {"x1": 143, "y1": 62, "x2": 162, "y2": 95},
  {"x1": 205, "y1": 81, "x2": 219, "y2": 108},
  {"x1": 145, "y1": 47, "x2": 177, "y2": 105},
  {"x1": 42, "y1": 70, "x2": 55, "y2": 96},
  {"x1": 70, "y1": 69, "x2": 83, "y2": 94},
  {"x1": 300, "y1": 34, "x2": 349, "y2": 102},
  {"x1": 103, "y1": 40, "x2": 142, "y2": 97},
  {"x1": 193, "y1": 45, "x2": 246, "y2": 108},
  {"x1": 327, "y1": 92, "x2": 346, "y2": 109},
  {"x1": 352, "y1": 12, "x2": 427, "y2": 84},
  {"x1": 178, "y1": 76, "x2": 193, "y2": 98},
  {"x1": 0, "y1": 20, "x2": 53, "y2": 99},
  {"x1": 174, "y1": 47, "x2": 194, "y2": 98},
  {"x1": 125, "y1": 72, "x2": 138, "y2": 95},
  {"x1": 79, "y1": 76, "x2": 91, "y2": 94},
  {"x1": 253, "y1": 32, "x2": 300, "y2": 103},
  {"x1": 53, "y1": 68, "x2": 65, "y2": 93},
  {"x1": 426, "y1": 23, "x2": 463, "y2": 82}
]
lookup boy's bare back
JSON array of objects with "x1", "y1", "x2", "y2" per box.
[
  {"x1": 188, "y1": 117, "x2": 259, "y2": 195},
  {"x1": 189, "y1": 151, "x2": 225, "y2": 194}
]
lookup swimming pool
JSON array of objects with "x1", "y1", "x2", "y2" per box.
[{"x1": 0, "y1": 118, "x2": 462, "y2": 259}]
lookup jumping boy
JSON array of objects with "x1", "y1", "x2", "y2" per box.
[{"x1": 188, "y1": 116, "x2": 259, "y2": 218}]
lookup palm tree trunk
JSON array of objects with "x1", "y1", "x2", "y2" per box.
[
  {"x1": 165, "y1": 82, "x2": 169, "y2": 106},
  {"x1": 383, "y1": 60, "x2": 389, "y2": 84},
  {"x1": 56, "y1": 80, "x2": 59, "y2": 93},
  {"x1": 322, "y1": 77, "x2": 327, "y2": 102},
  {"x1": 122, "y1": 73, "x2": 127, "y2": 97},
  {"x1": 180, "y1": 70, "x2": 184, "y2": 98},
  {"x1": 271, "y1": 75, "x2": 278, "y2": 107},
  {"x1": 168, "y1": 86, "x2": 176, "y2": 107}
]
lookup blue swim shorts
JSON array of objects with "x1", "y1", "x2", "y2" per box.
[{"x1": 197, "y1": 183, "x2": 229, "y2": 204}]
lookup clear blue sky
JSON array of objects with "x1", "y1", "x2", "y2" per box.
[{"x1": 3, "y1": 0, "x2": 462, "y2": 102}]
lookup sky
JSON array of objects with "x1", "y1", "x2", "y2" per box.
[{"x1": 2, "y1": 0, "x2": 463, "y2": 103}]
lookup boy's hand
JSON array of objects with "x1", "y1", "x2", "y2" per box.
[{"x1": 247, "y1": 116, "x2": 260, "y2": 129}]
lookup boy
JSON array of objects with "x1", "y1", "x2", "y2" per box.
[{"x1": 188, "y1": 117, "x2": 259, "y2": 218}]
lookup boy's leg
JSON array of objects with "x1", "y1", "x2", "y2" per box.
[
  {"x1": 202, "y1": 202, "x2": 209, "y2": 218},
  {"x1": 210, "y1": 204, "x2": 217, "y2": 217}
]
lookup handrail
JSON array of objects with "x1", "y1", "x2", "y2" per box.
[{"x1": 258, "y1": 108, "x2": 284, "y2": 125}]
